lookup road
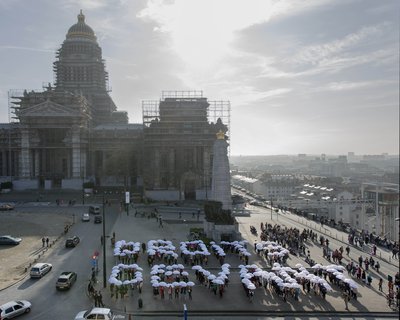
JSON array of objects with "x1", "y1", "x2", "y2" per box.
[{"x1": 0, "y1": 203, "x2": 121, "y2": 319}]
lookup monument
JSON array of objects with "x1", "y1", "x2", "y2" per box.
[{"x1": 210, "y1": 130, "x2": 232, "y2": 210}]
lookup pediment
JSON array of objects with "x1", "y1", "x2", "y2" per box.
[{"x1": 19, "y1": 99, "x2": 78, "y2": 118}]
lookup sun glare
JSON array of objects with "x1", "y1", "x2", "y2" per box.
[{"x1": 138, "y1": 0, "x2": 279, "y2": 70}]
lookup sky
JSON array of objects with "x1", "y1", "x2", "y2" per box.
[{"x1": 0, "y1": 0, "x2": 398, "y2": 156}]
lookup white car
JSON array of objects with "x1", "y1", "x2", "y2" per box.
[
  {"x1": 74, "y1": 308, "x2": 115, "y2": 320},
  {"x1": 82, "y1": 213, "x2": 90, "y2": 222},
  {"x1": 30, "y1": 263, "x2": 52, "y2": 278},
  {"x1": 0, "y1": 300, "x2": 31, "y2": 319}
]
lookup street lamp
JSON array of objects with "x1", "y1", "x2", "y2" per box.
[
  {"x1": 102, "y1": 191, "x2": 109, "y2": 289},
  {"x1": 270, "y1": 198, "x2": 273, "y2": 220}
]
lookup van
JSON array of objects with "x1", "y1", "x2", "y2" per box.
[{"x1": 89, "y1": 205, "x2": 100, "y2": 215}]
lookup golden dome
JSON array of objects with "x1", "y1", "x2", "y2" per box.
[{"x1": 66, "y1": 10, "x2": 96, "y2": 40}]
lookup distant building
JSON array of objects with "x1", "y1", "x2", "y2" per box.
[{"x1": 361, "y1": 182, "x2": 399, "y2": 242}]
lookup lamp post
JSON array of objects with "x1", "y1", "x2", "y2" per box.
[
  {"x1": 102, "y1": 192, "x2": 107, "y2": 288},
  {"x1": 270, "y1": 198, "x2": 273, "y2": 220}
]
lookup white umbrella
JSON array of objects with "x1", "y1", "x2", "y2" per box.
[
  {"x1": 159, "y1": 282, "x2": 167, "y2": 287},
  {"x1": 152, "y1": 282, "x2": 160, "y2": 287},
  {"x1": 151, "y1": 275, "x2": 160, "y2": 280},
  {"x1": 114, "y1": 279, "x2": 122, "y2": 286},
  {"x1": 187, "y1": 281, "x2": 195, "y2": 286},
  {"x1": 182, "y1": 271, "x2": 189, "y2": 276},
  {"x1": 165, "y1": 271, "x2": 173, "y2": 276},
  {"x1": 222, "y1": 263, "x2": 231, "y2": 268},
  {"x1": 213, "y1": 279, "x2": 225, "y2": 285},
  {"x1": 179, "y1": 281, "x2": 187, "y2": 287},
  {"x1": 295, "y1": 263, "x2": 303, "y2": 268},
  {"x1": 247, "y1": 283, "x2": 256, "y2": 290}
]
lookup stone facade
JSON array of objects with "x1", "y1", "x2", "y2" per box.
[
  {"x1": 1, "y1": 12, "x2": 140, "y2": 190},
  {"x1": 0, "y1": 13, "x2": 230, "y2": 196},
  {"x1": 143, "y1": 95, "x2": 227, "y2": 200}
]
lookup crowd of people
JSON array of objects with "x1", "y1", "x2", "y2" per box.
[
  {"x1": 193, "y1": 264, "x2": 231, "y2": 298},
  {"x1": 93, "y1": 216, "x2": 399, "y2": 312},
  {"x1": 150, "y1": 264, "x2": 194, "y2": 300},
  {"x1": 146, "y1": 239, "x2": 178, "y2": 266},
  {"x1": 108, "y1": 263, "x2": 144, "y2": 299},
  {"x1": 179, "y1": 240, "x2": 211, "y2": 266},
  {"x1": 113, "y1": 240, "x2": 141, "y2": 264},
  {"x1": 211, "y1": 240, "x2": 251, "y2": 265}
]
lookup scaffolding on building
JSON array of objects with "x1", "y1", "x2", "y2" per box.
[
  {"x1": 142, "y1": 92, "x2": 231, "y2": 154},
  {"x1": 8, "y1": 89, "x2": 28, "y2": 123},
  {"x1": 161, "y1": 90, "x2": 203, "y2": 99}
]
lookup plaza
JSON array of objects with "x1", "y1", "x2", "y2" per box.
[{"x1": 0, "y1": 191, "x2": 398, "y2": 319}]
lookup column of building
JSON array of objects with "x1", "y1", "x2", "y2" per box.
[
  {"x1": 203, "y1": 148, "x2": 210, "y2": 199},
  {"x1": 168, "y1": 148, "x2": 175, "y2": 188},
  {"x1": 153, "y1": 149, "x2": 160, "y2": 188},
  {"x1": 1, "y1": 151, "x2": 6, "y2": 176},
  {"x1": 71, "y1": 125, "x2": 81, "y2": 178},
  {"x1": 19, "y1": 128, "x2": 31, "y2": 178}
]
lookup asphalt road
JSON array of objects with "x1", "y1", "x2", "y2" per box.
[{"x1": 0, "y1": 204, "x2": 121, "y2": 319}]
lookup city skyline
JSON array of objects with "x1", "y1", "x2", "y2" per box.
[{"x1": 0, "y1": 0, "x2": 398, "y2": 156}]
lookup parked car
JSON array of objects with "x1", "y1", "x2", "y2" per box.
[
  {"x1": 82, "y1": 213, "x2": 90, "y2": 222},
  {"x1": 65, "y1": 236, "x2": 80, "y2": 248},
  {"x1": 0, "y1": 235, "x2": 22, "y2": 245},
  {"x1": 30, "y1": 263, "x2": 52, "y2": 278},
  {"x1": 89, "y1": 205, "x2": 100, "y2": 215},
  {"x1": 94, "y1": 215, "x2": 102, "y2": 224},
  {"x1": 74, "y1": 308, "x2": 115, "y2": 320},
  {"x1": 56, "y1": 271, "x2": 77, "y2": 290},
  {"x1": 0, "y1": 300, "x2": 31, "y2": 319},
  {"x1": 0, "y1": 203, "x2": 15, "y2": 211}
]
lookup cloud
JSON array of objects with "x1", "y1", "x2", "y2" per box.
[
  {"x1": 323, "y1": 80, "x2": 395, "y2": 91},
  {"x1": 62, "y1": 0, "x2": 108, "y2": 10},
  {"x1": 0, "y1": 45, "x2": 54, "y2": 53},
  {"x1": 137, "y1": 0, "x2": 334, "y2": 68}
]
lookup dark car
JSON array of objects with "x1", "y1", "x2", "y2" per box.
[
  {"x1": 65, "y1": 236, "x2": 80, "y2": 248},
  {"x1": 94, "y1": 215, "x2": 102, "y2": 224},
  {"x1": 0, "y1": 235, "x2": 22, "y2": 245},
  {"x1": 56, "y1": 271, "x2": 77, "y2": 290}
]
